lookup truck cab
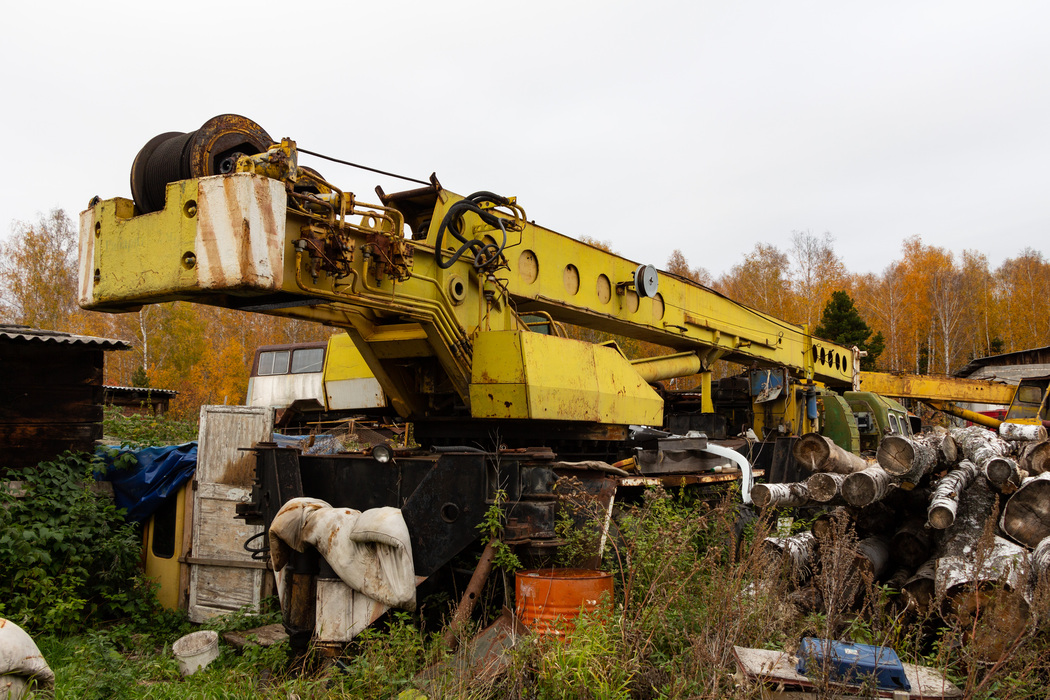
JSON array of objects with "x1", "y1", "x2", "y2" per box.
[
  {"x1": 247, "y1": 334, "x2": 388, "y2": 425},
  {"x1": 1004, "y1": 375, "x2": 1050, "y2": 426}
]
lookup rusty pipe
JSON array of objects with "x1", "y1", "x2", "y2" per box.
[
  {"x1": 926, "y1": 401, "x2": 1003, "y2": 429},
  {"x1": 442, "y1": 539, "x2": 497, "y2": 650}
]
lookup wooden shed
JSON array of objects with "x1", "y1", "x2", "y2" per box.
[
  {"x1": 104, "y1": 386, "x2": 178, "y2": 415},
  {"x1": 0, "y1": 324, "x2": 129, "y2": 474},
  {"x1": 953, "y1": 345, "x2": 1050, "y2": 383},
  {"x1": 951, "y1": 345, "x2": 1050, "y2": 418}
]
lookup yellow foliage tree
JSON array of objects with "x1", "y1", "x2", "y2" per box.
[
  {"x1": 995, "y1": 248, "x2": 1050, "y2": 353},
  {"x1": 0, "y1": 210, "x2": 79, "y2": 330}
]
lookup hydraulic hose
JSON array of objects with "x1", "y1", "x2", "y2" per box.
[{"x1": 434, "y1": 192, "x2": 511, "y2": 270}]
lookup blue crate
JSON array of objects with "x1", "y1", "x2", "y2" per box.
[{"x1": 796, "y1": 638, "x2": 911, "y2": 692}]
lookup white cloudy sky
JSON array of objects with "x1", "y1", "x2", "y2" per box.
[{"x1": 1, "y1": 1, "x2": 1047, "y2": 279}]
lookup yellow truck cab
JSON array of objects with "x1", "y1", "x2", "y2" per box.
[{"x1": 247, "y1": 334, "x2": 387, "y2": 420}]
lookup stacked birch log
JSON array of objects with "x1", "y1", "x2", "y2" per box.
[{"x1": 755, "y1": 423, "x2": 1050, "y2": 662}]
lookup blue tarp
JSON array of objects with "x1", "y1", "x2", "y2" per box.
[{"x1": 95, "y1": 442, "x2": 197, "y2": 523}]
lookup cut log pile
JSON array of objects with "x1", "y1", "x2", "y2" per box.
[{"x1": 759, "y1": 426, "x2": 1050, "y2": 662}]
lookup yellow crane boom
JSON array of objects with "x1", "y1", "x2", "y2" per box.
[
  {"x1": 857, "y1": 372, "x2": 1016, "y2": 404},
  {"x1": 80, "y1": 116, "x2": 855, "y2": 431}
]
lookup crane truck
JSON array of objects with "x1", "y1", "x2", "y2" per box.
[{"x1": 78, "y1": 115, "x2": 1038, "y2": 648}]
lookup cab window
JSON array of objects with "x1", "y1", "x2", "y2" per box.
[
  {"x1": 259, "y1": 350, "x2": 290, "y2": 376},
  {"x1": 291, "y1": 347, "x2": 325, "y2": 374}
]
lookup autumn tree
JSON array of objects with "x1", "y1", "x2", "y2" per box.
[
  {"x1": 958, "y1": 250, "x2": 996, "y2": 361},
  {"x1": 852, "y1": 265, "x2": 906, "y2": 371},
  {"x1": 0, "y1": 210, "x2": 79, "y2": 329},
  {"x1": 814, "y1": 291, "x2": 883, "y2": 371},
  {"x1": 996, "y1": 248, "x2": 1050, "y2": 353},
  {"x1": 715, "y1": 243, "x2": 795, "y2": 321},
  {"x1": 666, "y1": 249, "x2": 712, "y2": 285},
  {"x1": 791, "y1": 230, "x2": 847, "y2": 329}
]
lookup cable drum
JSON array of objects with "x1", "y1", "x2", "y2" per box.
[{"x1": 129, "y1": 114, "x2": 273, "y2": 214}]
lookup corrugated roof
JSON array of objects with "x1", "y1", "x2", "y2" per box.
[
  {"x1": 954, "y1": 345, "x2": 1050, "y2": 377},
  {"x1": 104, "y1": 385, "x2": 179, "y2": 396},
  {"x1": 0, "y1": 324, "x2": 131, "y2": 350}
]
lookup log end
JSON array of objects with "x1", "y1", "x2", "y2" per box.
[
  {"x1": 927, "y1": 505, "x2": 955, "y2": 530},
  {"x1": 750, "y1": 483, "x2": 772, "y2": 509},
  {"x1": 940, "y1": 435, "x2": 959, "y2": 465},
  {"x1": 842, "y1": 474, "x2": 875, "y2": 507},
  {"x1": 805, "y1": 472, "x2": 841, "y2": 502},
  {"x1": 877, "y1": 435, "x2": 915, "y2": 476},
  {"x1": 793, "y1": 433, "x2": 831, "y2": 473},
  {"x1": 1030, "y1": 442, "x2": 1050, "y2": 475}
]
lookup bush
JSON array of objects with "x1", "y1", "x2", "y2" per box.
[
  {"x1": 0, "y1": 451, "x2": 159, "y2": 634},
  {"x1": 102, "y1": 405, "x2": 198, "y2": 448},
  {"x1": 485, "y1": 488, "x2": 797, "y2": 699}
]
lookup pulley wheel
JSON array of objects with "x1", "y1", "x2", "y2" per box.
[{"x1": 129, "y1": 114, "x2": 273, "y2": 214}]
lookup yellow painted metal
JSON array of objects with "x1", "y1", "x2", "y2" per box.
[
  {"x1": 477, "y1": 214, "x2": 853, "y2": 386},
  {"x1": 858, "y1": 372, "x2": 1016, "y2": 404},
  {"x1": 470, "y1": 331, "x2": 663, "y2": 425},
  {"x1": 752, "y1": 383, "x2": 808, "y2": 439},
  {"x1": 699, "y1": 371, "x2": 714, "y2": 413},
  {"x1": 80, "y1": 138, "x2": 858, "y2": 425},
  {"x1": 927, "y1": 401, "x2": 1003, "y2": 429},
  {"x1": 79, "y1": 187, "x2": 199, "y2": 310},
  {"x1": 142, "y1": 482, "x2": 189, "y2": 611},
  {"x1": 630, "y1": 352, "x2": 703, "y2": 383},
  {"x1": 323, "y1": 333, "x2": 377, "y2": 381},
  {"x1": 1004, "y1": 376, "x2": 1050, "y2": 425},
  {"x1": 470, "y1": 331, "x2": 528, "y2": 419}
]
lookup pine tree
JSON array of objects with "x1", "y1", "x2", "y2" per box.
[{"x1": 815, "y1": 291, "x2": 883, "y2": 371}]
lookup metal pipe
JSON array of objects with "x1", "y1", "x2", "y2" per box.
[
  {"x1": 294, "y1": 251, "x2": 473, "y2": 377},
  {"x1": 630, "y1": 352, "x2": 703, "y2": 383},
  {"x1": 927, "y1": 401, "x2": 1003, "y2": 429},
  {"x1": 702, "y1": 443, "x2": 753, "y2": 504},
  {"x1": 442, "y1": 539, "x2": 497, "y2": 650}
]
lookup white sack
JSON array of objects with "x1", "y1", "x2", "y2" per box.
[{"x1": 268, "y1": 498, "x2": 415, "y2": 610}]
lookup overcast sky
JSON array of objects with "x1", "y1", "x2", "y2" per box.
[{"x1": 1, "y1": 1, "x2": 1047, "y2": 280}]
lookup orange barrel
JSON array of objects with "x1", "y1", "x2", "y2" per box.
[{"x1": 515, "y1": 568, "x2": 614, "y2": 636}]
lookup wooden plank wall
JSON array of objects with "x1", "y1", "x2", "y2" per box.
[{"x1": 0, "y1": 342, "x2": 104, "y2": 472}]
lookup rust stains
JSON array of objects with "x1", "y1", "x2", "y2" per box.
[
  {"x1": 238, "y1": 217, "x2": 252, "y2": 284},
  {"x1": 196, "y1": 182, "x2": 225, "y2": 289}
]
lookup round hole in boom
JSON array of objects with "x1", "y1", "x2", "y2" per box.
[
  {"x1": 596, "y1": 274, "x2": 612, "y2": 304},
  {"x1": 563, "y1": 264, "x2": 580, "y2": 296},
  {"x1": 448, "y1": 275, "x2": 467, "y2": 304},
  {"x1": 625, "y1": 289, "x2": 640, "y2": 313},
  {"x1": 440, "y1": 502, "x2": 460, "y2": 523},
  {"x1": 517, "y1": 249, "x2": 538, "y2": 284}
]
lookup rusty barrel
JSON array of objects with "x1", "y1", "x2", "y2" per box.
[{"x1": 515, "y1": 568, "x2": 613, "y2": 635}]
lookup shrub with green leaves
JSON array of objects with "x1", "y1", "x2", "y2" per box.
[
  {"x1": 102, "y1": 405, "x2": 198, "y2": 448},
  {"x1": 0, "y1": 451, "x2": 159, "y2": 635}
]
